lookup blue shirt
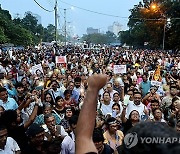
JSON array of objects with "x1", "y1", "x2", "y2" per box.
[{"x1": 0, "y1": 97, "x2": 18, "y2": 110}]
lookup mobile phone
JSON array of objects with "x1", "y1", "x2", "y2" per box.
[{"x1": 112, "y1": 110, "x2": 117, "y2": 118}]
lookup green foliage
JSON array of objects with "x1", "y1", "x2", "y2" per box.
[
  {"x1": 82, "y1": 32, "x2": 118, "y2": 45},
  {"x1": 119, "y1": 0, "x2": 180, "y2": 50},
  {"x1": 0, "y1": 7, "x2": 57, "y2": 46}
]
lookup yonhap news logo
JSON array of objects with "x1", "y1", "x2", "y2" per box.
[
  {"x1": 124, "y1": 132, "x2": 138, "y2": 149},
  {"x1": 124, "y1": 132, "x2": 180, "y2": 149}
]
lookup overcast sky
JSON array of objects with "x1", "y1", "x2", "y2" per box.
[{"x1": 0, "y1": 0, "x2": 141, "y2": 36}]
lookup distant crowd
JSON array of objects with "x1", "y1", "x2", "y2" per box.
[{"x1": 0, "y1": 45, "x2": 179, "y2": 154}]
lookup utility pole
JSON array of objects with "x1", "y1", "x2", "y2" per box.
[
  {"x1": 64, "y1": 9, "x2": 67, "y2": 46},
  {"x1": 54, "y1": 0, "x2": 58, "y2": 42}
]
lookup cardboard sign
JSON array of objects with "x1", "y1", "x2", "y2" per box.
[
  {"x1": 56, "y1": 56, "x2": 67, "y2": 64},
  {"x1": 113, "y1": 65, "x2": 126, "y2": 74},
  {"x1": 30, "y1": 64, "x2": 44, "y2": 75}
]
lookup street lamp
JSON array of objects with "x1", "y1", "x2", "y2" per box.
[
  {"x1": 64, "y1": 7, "x2": 73, "y2": 46},
  {"x1": 162, "y1": 18, "x2": 170, "y2": 50}
]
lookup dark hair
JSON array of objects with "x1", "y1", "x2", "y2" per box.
[
  {"x1": 170, "y1": 86, "x2": 177, "y2": 90},
  {"x1": 55, "y1": 96, "x2": 63, "y2": 103},
  {"x1": 0, "y1": 124, "x2": 7, "y2": 131},
  {"x1": 93, "y1": 128, "x2": 104, "y2": 142},
  {"x1": 15, "y1": 82, "x2": 24, "y2": 89},
  {"x1": 151, "y1": 99, "x2": 159, "y2": 105},
  {"x1": 106, "y1": 117, "x2": 116, "y2": 129},
  {"x1": 0, "y1": 110, "x2": 17, "y2": 128},
  {"x1": 64, "y1": 90, "x2": 72, "y2": 96},
  {"x1": 69, "y1": 115, "x2": 78, "y2": 126},
  {"x1": 112, "y1": 103, "x2": 120, "y2": 110},
  {"x1": 74, "y1": 77, "x2": 81, "y2": 83},
  {"x1": 129, "y1": 110, "x2": 140, "y2": 120},
  {"x1": 103, "y1": 91, "x2": 110, "y2": 98},
  {"x1": 122, "y1": 122, "x2": 180, "y2": 154},
  {"x1": 0, "y1": 87, "x2": 7, "y2": 93},
  {"x1": 133, "y1": 91, "x2": 142, "y2": 96},
  {"x1": 172, "y1": 97, "x2": 179, "y2": 103}
]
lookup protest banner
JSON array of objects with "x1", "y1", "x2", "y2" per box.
[
  {"x1": 113, "y1": 65, "x2": 126, "y2": 74},
  {"x1": 30, "y1": 64, "x2": 44, "y2": 75},
  {"x1": 56, "y1": 56, "x2": 67, "y2": 64}
]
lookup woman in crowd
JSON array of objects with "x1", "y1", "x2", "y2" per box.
[
  {"x1": 63, "y1": 89, "x2": 77, "y2": 108},
  {"x1": 121, "y1": 109, "x2": 140, "y2": 134},
  {"x1": 60, "y1": 107, "x2": 75, "y2": 133},
  {"x1": 103, "y1": 117, "x2": 124, "y2": 153}
]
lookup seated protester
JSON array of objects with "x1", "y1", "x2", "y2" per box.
[
  {"x1": 112, "y1": 93, "x2": 123, "y2": 115},
  {"x1": 26, "y1": 123, "x2": 48, "y2": 154},
  {"x1": 67, "y1": 81, "x2": 80, "y2": 104},
  {"x1": 103, "y1": 117, "x2": 124, "y2": 152},
  {"x1": 14, "y1": 82, "x2": 26, "y2": 105},
  {"x1": 121, "y1": 108, "x2": 140, "y2": 134},
  {"x1": 0, "y1": 124, "x2": 21, "y2": 154},
  {"x1": 142, "y1": 86, "x2": 161, "y2": 107},
  {"x1": 69, "y1": 115, "x2": 79, "y2": 142},
  {"x1": 164, "y1": 96, "x2": 180, "y2": 121},
  {"x1": 100, "y1": 92, "x2": 114, "y2": 116},
  {"x1": 93, "y1": 128, "x2": 114, "y2": 154},
  {"x1": 46, "y1": 80, "x2": 64, "y2": 103},
  {"x1": 34, "y1": 103, "x2": 61, "y2": 126},
  {"x1": 0, "y1": 99, "x2": 39, "y2": 154},
  {"x1": 125, "y1": 91, "x2": 148, "y2": 121},
  {"x1": 53, "y1": 96, "x2": 65, "y2": 119},
  {"x1": 152, "y1": 108, "x2": 166, "y2": 123},
  {"x1": 160, "y1": 86, "x2": 179, "y2": 112},
  {"x1": 60, "y1": 107, "x2": 75, "y2": 133},
  {"x1": 0, "y1": 87, "x2": 18, "y2": 110},
  {"x1": 43, "y1": 113, "x2": 75, "y2": 154},
  {"x1": 149, "y1": 99, "x2": 161, "y2": 120},
  {"x1": 63, "y1": 90, "x2": 77, "y2": 108},
  {"x1": 44, "y1": 93, "x2": 54, "y2": 106}
]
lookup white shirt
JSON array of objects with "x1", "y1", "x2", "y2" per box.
[
  {"x1": 125, "y1": 101, "x2": 147, "y2": 120},
  {"x1": 43, "y1": 125, "x2": 68, "y2": 139},
  {"x1": 0, "y1": 137, "x2": 20, "y2": 154},
  {"x1": 61, "y1": 135, "x2": 75, "y2": 154},
  {"x1": 101, "y1": 101, "x2": 114, "y2": 116}
]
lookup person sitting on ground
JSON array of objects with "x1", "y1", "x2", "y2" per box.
[
  {"x1": 103, "y1": 117, "x2": 124, "y2": 152},
  {"x1": 0, "y1": 124, "x2": 21, "y2": 154},
  {"x1": 93, "y1": 128, "x2": 114, "y2": 154}
]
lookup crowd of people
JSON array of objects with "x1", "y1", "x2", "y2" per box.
[{"x1": 0, "y1": 45, "x2": 179, "y2": 154}]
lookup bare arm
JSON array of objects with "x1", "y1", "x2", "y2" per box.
[
  {"x1": 121, "y1": 107, "x2": 127, "y2": 123},
  {"x1": 24, "y1": 96, "x2": 39, "y2": 129},
  {"x1": 75, "y1": 74, "x2": 107, "y2": 154}
]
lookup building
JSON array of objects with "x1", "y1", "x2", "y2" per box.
[
  {"x1": 86, "y1": 27, "x2": 99, "y2": 35},
  {"x1": 108, "y1": 22, "x2": 122, "y2": 36},
  {"x1": 25, "y1": 11, "x2": 41, "y2": 24}
]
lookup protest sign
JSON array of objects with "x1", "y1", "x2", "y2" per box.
[
  {"x1": 113, "y1": 65, "x2": 126, "y2": 74},
  {"x1": 56, "y1": 56, "x2": 67, "y2": 64},
  {"x1": 30, "y1": 64, "x2": 44, "y2": 75}
]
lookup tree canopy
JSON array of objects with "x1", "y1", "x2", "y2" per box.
[{"x1": 119, "y1": 0, "x2": 180, "y2": 50}]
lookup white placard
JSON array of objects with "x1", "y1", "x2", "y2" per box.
[
  {"x1": 56, "y1": 56, "x2": 67, "y2": 64},
  {"x1": 30, "y1": 64, "x2": 44, "y2": 75},
  {"x1": 113, "y1": 65, "x2": 126, "y2": 74}
]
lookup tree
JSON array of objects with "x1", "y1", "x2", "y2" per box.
[{"x1": 119, "y1": 0, "x2": 180, "y2": 50}]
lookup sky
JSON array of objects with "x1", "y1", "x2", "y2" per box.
[{"x1": 0, "y1": 0, "x2": 141, "y2": 37}]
